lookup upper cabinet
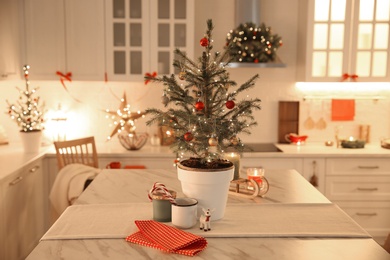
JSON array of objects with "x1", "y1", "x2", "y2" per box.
[
  {"x1": 23, "y1": 0, "x2": 105, "y2": 80},
  {"x1": 0, "y1": 0, "x2": 21, "y2": 80},
  {"x1": 105, "y1": 0, "x2": 194, "y2": 81},
  {"x1": 297, "y1": 0, "x2": 390, "y2": 82}
]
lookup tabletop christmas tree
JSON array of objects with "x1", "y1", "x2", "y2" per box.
[
  {"x1": 6, "y1": 65, "x2": 45, "y2": 132},
  {"x1": 146, "y1": 20, "x2": 261, "y2": 167}
]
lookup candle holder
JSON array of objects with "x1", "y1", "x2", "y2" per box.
[{"x1": 223, "y1": 152, "x2": 240, "y2": 180}]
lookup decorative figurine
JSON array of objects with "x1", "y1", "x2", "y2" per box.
[{"x1": 199, "y1": 208, "x2": 213, "y2": 232}]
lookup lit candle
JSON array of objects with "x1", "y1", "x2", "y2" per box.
[
  {"x1": 224, "y1": 152, "x2": 240, "y2": 180},
  {"x1": 247, "y1": 167, "x2": 264, "y2": 189}
]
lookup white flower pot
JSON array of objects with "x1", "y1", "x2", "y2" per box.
[
  {"x1": 177, "y1": 162, "x2": 234, "y2": 221},
  {"x1": 20, "y1": 131, "x2": 42, "y2": 153}
]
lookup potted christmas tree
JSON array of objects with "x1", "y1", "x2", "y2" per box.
[
  {"x1": 146, "y1": 20, "x2": 261, "y2": 220},
  {"x1": 6, "y1": 65, "x2": 45, "y2": 153}
]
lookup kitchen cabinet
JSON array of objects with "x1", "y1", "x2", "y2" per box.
[
  {"x1": 105, "y1": 0, "x2": 194, "y2": 81},
  {"x1": 0, "y1": 158, "x2": 47, "y2": 260},
  {"x1": 325, "y1": 158, "x2": 390, "y2": 239},
  {"x1": 23, "y1": 0, "x2": 105, "y2": 80},
  {"x1": 0, "y1": 0, "x2": 21, "y2": 80},
  {"x1": 302, "y1": 158, "x2": 326, "y2": 194},
  {"x1": 297, "y1": 0, "x2": 390, "y2": 82}
]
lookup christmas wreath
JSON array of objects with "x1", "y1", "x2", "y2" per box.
[{"x1": 226, "y1": 22, "x2": 283, "y2": 63}]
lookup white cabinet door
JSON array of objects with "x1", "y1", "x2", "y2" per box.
[
  {"x1": 3, "y1": 159, "x2": 46, "y2": 260},
  {"x1": 297, "y1": 0, "x2": 390, "y2": 82},
  {"x1": 23, "y1": 0, "x2": 66, "y2": 79},
  {"x1": 105, "y1": 0, "x2": 194, "y2": 81},
  {"x1": 23, "y1": 0, "x2": 105, "y2": 80},
  {"x1": 0, "y1": 0, "x2": 21, "y2": 80},
  {"x1": 302, "y1": 158, "x2": 326, "y2": 194},
  {"x1": 64, "y1": 0, "x2": 105, "y2": 81}
]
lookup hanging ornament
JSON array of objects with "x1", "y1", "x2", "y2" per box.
[
  {"x1": 195, "y1": 101, "x2": 205, "y2": 111},
  {"x1": 161, "y1": 94, "x2": 169, "y2": 106},
  {"x1": 208, "y1": 137, "x2": 218, "y2": 146},
  {"x1": 179, "y1": 71, "x2": 186, "y2": 80},
  {"x1": 225, "y1": 100, "x2": 235, "y2": 109},
  {"x1": 200, "y1": 37, "x2": 209, "y2": 47},
  {"x1": 184, "y1": 132, "x2": 193, "y2": 142},
  {"x1": 230, "y1": 136, "x2": 239, "y2": 145}
]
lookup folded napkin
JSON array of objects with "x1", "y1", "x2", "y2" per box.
[{"x1": 126, "y1": 220, "x2": 207, "y2": 256}]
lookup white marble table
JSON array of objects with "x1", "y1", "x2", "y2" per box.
[{"x1": 27, "y1": 169, "x2": 390, "y2": 260}]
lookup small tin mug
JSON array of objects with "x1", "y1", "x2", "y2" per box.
[{"x1": 151, "y1": 190, "x2": 176, "y2": 222}]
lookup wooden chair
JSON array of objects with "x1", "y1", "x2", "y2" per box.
[
  {"x1": 54, "y1": 136, "x2": 99, "y2": 170},
  {"x1": 384, "y1": 233, "x2": 390, "y2": 254}
]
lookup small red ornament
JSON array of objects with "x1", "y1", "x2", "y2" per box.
[
  {"x1": 184, "y1": 132, "x2": 193, "y2": 142},
  {"x1": 195, "y1": 101, "x2": 205, "y2": 111},
  {"x1": 225, "y1": 100, "x2": 235, "y2": 109},
  {"x1": 200, "y1": 37, "x2": 209, "y2": 47},
  {"x1": 254, "y1": 58, "x2": 259, "y2": 63}
]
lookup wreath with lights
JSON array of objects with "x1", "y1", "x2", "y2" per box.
[{"x1": 226, "y1": 22, "x2": 283, "y2": 63}]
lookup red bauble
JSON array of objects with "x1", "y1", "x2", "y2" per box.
[
  {"x1": 254, "y1": 58, "x2": 259, "y2": 63},
  {"x1": 195, "y1": 101, "x2": 205, "y2": 111},
  {"x1": 200, "y1": 37, "x2": 209, "y2": 47},
  {"x1": 225, "y1": 100, "x2": 235, "y2": 109},
  {"x1": 184, "y1": 132, "x2": 193, "y2": 141}
]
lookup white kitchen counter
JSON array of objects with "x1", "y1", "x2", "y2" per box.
[{"x1": 1, "y1": 141, "x2": 390, "y2": 181}]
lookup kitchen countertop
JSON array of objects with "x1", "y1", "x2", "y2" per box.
[
  {"x1": 1, "y1": 141, "x2": 390, "y2": 181},
  {"x1": 26, "y1": 169, "x2": 389, "y2": 260}
]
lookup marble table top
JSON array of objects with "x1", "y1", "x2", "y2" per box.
[{"x1": 27, "y1": 169, "x2": 390, "y2": 260}]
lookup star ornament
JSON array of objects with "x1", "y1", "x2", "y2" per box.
[{"x1": 106, "y1": 92, "x2": 146, "y2": 140}]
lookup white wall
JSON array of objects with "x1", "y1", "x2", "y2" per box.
[{"x1": 1, "y1": 0, "x2": 389, "y2": 146}]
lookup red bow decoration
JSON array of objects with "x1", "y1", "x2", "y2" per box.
[
  {"x1": 56, "y1": 71, "x2": 82, "y2": 103},
  {"x1": 341, "y1": 73, "x2": 358, "y2": 82},
  {"x1": 144, "y1": 71, "x2": 157, "y2": 85}
]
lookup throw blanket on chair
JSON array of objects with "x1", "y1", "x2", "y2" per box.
[{"x1": 49, "y1": 164, "x2": 101, "y2": 219}]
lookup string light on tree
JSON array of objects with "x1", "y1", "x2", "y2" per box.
[
  {"x1": 145, "y1": 20, "x2": 261, "y2": 162},
  {"x1": 6, "y1": 65, "x2": 46, "y2": 132}
]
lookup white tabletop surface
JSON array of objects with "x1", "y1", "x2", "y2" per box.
[{"x1": 26, "y1": 169, "x2": 390, "y2": 260}]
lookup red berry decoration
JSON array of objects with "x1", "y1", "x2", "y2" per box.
[
  {"x1": 225, "y1": 100, "x2": 235, "y2": 109},
  {"x1": 200, "y1": 37, "x2": 209, "y2": 47},
  {"x1": 195, "y1": 101, "x2": 205, "y2": 111},
  {"x1": 184, "y1": 132, "x2": 193, "y2": 142}
]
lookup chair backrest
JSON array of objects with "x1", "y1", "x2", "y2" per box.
[{"x1": 54, "y1": 136, "x2": 98, "y2": 170}]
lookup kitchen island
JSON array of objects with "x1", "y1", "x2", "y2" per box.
[{"x1": 26, "y1": 168, "x2": 389, "y2": 260}]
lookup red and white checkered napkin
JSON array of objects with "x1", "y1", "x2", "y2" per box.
[{"x1": 126, "y1": 220, "x2": 207, "y2": 256}]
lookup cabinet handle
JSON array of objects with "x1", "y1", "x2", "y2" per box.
[
  {"x1": 9, "y1": 176, "x2": 23, "y2": 186},
  {"x1": 358, "y1": 166, "x2": 379, "y2": 169},
  {"x1": 357, "y1": 187, "x2": 378, "y2": 191},
  {"x1": 356, "y1": 212, "x2": 377, "y2": 216},
  {"x1": 29, "y1": 165, "x2": 40, "y2": 173}
]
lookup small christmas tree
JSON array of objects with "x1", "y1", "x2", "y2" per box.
[
  {"x1": 145, "y1": 20, "x2": 261, "y2": 165},
  {"x1": 6, "y1": 65, "x2": 45, "y2": 132}
]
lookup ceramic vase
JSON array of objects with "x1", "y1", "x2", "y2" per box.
[
  {"x1": 177, "y1": 162, "x2": 234, "y2": 221},
  {"x1": 20, "y1": 130, "x2": 42, "y2": 153}
]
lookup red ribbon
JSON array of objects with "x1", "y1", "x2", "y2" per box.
[
  {"x1": 144, "y1": 71, "x2": 157, "y2": 85},
  {"x1": 341, "y1": 73, "x2": 358, "y2": 82},
  {"x1": 56, "y1": 71, "x2": 82, "y2": 103}
]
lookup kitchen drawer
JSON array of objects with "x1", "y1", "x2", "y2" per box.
[
  {"x1": 335, "y1": 201, "x2": 390, "y2": 238},
  {"x1": 327, "y1": 158, "x2": 390, "y2": 176},
  {"x1": 325, "y1": 176, "x2": 390, "y2": 201}
]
